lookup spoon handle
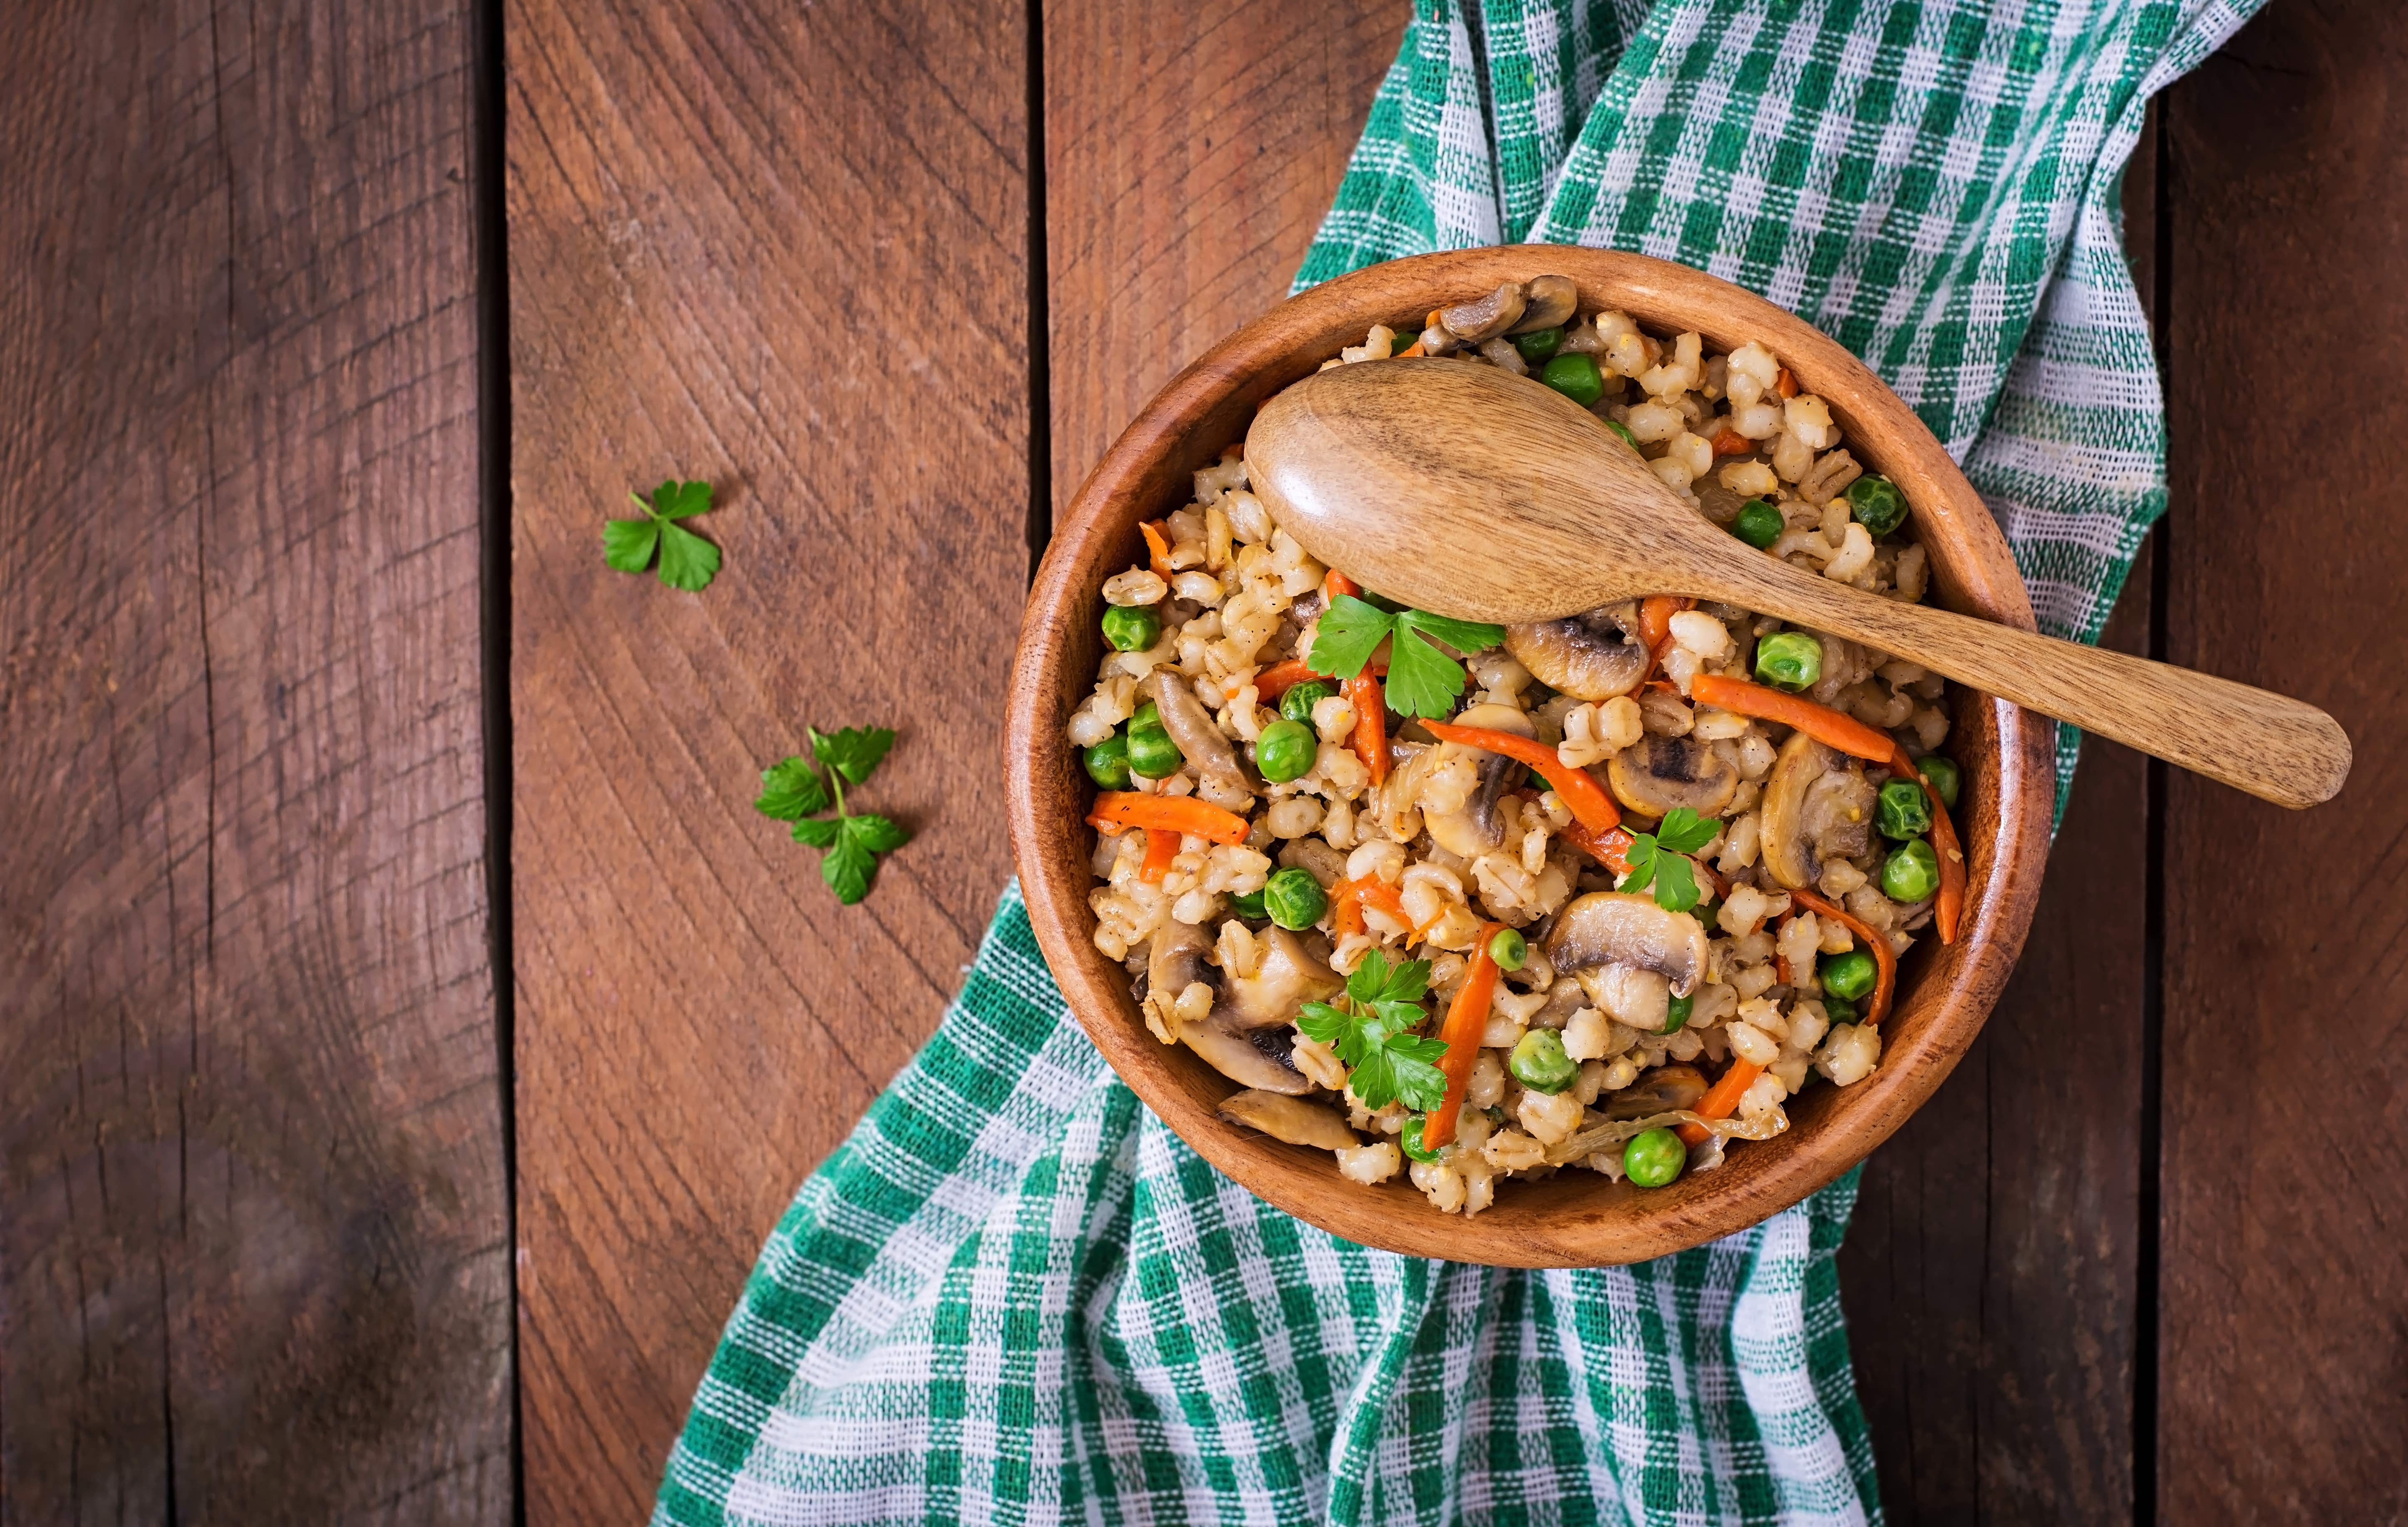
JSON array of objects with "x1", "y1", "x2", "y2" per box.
[{"x1": 1705, "y1": 560, "x2": 2351, "y2": 809}]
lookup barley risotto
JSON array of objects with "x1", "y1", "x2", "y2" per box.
[{"x1": 1068, "y1": 275, "x2": 1967, "y2": 1215}]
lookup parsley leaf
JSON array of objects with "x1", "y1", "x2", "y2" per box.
[
  {"x1": 1305, "y1": 595, "x2": 1393, "y2": 679},
  {"x1": 1346, "y1": 948, "x2": 1430, "y2": 1006},
  {"x1": 1351, "y1": 1034, "x2": 1450, "y2": 1113},
  {"x1": 1618, "y1": 807, "x2": 1721, "y2": 913},
  {"x1": 811, "y1": 725, "x2": 897, "y2": 785},
  {"x1": 1296, "y1": 952, "x2": 1447, "y2": 1110},
  {"x1": 1301, "y1": 595, "x2": 1507, "y2": 720},
  {"x1": 605, "y1": 479, "x2": 723, "y2": 590},
  {"x1": 751, "y1": 726, "x2": 910, "y2": 904},
  {"x1": 1654, "y1": 807, "x2": 1720, "y2": 855},
  {"x1": 754, "y1": 757, "x2": 832, "y2": 820}
]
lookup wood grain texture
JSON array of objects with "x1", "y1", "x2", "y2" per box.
[
  {"x1": 1841, "y1": 552, "x2": 2150, "y2": 1523},
  {"x1": 505, "y1": 0, "x2": 1029, "y2": 1516},
  {"x1": 1005, "y1": 246, "x2": 2056, "y2": 1267},
  {"x1": 0, "y1": 0, "x2": 510, "y2": 1521},
  {"x1": 2160, "y1": 3, "x2": 2408, "y2": 1517},
  {"x1": 1044, "y1": 0, "x2": 1401, "y2": 517}
]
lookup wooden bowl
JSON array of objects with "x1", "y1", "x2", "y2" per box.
[{"x1": 1003, "y1": 246, "x2": 2053, "y2": 1266}]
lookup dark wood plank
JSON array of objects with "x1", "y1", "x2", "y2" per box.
[
  {"x1": 2159, "y1": 5, "x2": 2408, "y2": 1518},
  {"x1": 0, "y1": 0, "x2": 510, "y2": 1520},
  {"x1": 1841, "y1": 553, "x2": 2151, "y2": 1525},
  {"x1": 505, "y1": 0, "x2": 1030, "y2": 1516},
  {"x1": 1045, "y1": 0, "x2": 1403, "y2": 511},
  {"x1": 1837, "y1": 107, "x2": 2163, "y2": 1527}
]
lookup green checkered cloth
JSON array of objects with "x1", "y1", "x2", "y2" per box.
[{"x1": 655, "y1": 3, "x2": 2259, "y2": 1522}]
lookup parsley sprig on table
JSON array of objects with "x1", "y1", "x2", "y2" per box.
[
  {"x1": 605, "y1": 478, "x2": 723, "y2": 591},
  {"x1": 1305, "y1": 594, "x2": 1505, "y2": 718},
  {"x1": 1616, "y1": 806, "x2": 1722, "y2": 914},
  {"x1": 1296, "y1": 949, "x2": 1450, "y2": 1111},
  {"x1": 753, "y1": 726, "x2": 911, "y2": 904}
]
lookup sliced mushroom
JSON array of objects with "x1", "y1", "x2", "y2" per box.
[
  {"x1": 1147, "y1": 917, "x2": 1216, "y2": 1008},
  {"x1": 1222, "y1": 927, "x2": 1343, "y2": 1028},
  {"x1": 1182, "y1": 1014, "x2": 1311, "y2": 1095},
  {"x1": 1542, "y1": 891, "x2": 1709, "y2": 997},
  {"x1": 1504, "y1": 602, "x2": 1648, "y2": 702},
  {"x1": 1437, "y1": 281, "x2": 1527, "y2": 345},
  {"x1": 1601, "y1": 1063, "x2": 1709, "y2": 1122},
  {"x1": 1141, "y1": 669, "x2": 1248, "y2": 799},
  {"x1": 1759, "y1": 731, "x2": 1879, "y2": 891},
  {"x1": 1219, "y1": 1089, "x2": 1362, "y2": 1151},
  {"x1": 1507, "y1": 274, "x2": 1578, "y2": 335},
  {"x1": 1425, "y1": 748, "x2": 1519, "y2": 858},
  {"x1": 1606, "y1": 732, "x2": 1740, "y2": 819}
]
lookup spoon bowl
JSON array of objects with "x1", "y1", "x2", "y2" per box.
[{"x1": 1246, "y1": 357, "x2": 2351, "y2": 810}]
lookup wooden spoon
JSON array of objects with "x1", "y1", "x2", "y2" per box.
[{"x1": 1245, "y1": 357, "x2": 2351, "y2": 809}]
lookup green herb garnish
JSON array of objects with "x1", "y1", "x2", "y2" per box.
[
  {"x1": 605, "y1": 479, "x2": 723, "y2": 591},
  {"x1": 1617, "y1": 806, "x2": 1721, "y2": 913},
  {"x1": 1296, "y1": 949, "x2": 1449, "y2": 1111},
  {"x1": 1306, "y1": 595, "x2": 1504, "y2": 718},
  {"x1": 752, "y1": 726, "x2": 910, "y2": 904}
]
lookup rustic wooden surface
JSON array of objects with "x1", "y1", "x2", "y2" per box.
[
  {"x1": 0, "y1": 0, "x2": 511, "y2": 1521},
  {"x1": 503, "y1": 0, "x2": 1033, "y2": 1518},
  {"x1": 5, "y1": 0, "x2": 2404, "y2": 1520},
  {"x1": 2159, "y1": 7, "x2": 2408, "y2": 1520}
]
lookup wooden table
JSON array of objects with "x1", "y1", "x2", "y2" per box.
[{"x1": 4, "y1": 0, "x2": 2399, "y2": 1520}]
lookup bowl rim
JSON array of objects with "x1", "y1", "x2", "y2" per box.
[{"x1": 1004, "y1": 246, "x2": 2054, "y2": 1267}]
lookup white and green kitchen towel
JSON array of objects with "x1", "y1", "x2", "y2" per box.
[{"x1": 655, "y1": 2, "x2": 2260, "y2": 1522}]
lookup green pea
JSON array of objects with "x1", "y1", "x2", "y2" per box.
[
  {"x1": 1604, "y1": 418, "x2": 1640, "y2": 448},
  {"x1": 1733, "y1": 497, "x2": 1785, "y2": 549},
  {"x1": 1692, "y1": 899, "x2": 1721, "y2": 938},
  {"x1": 1487, "y1": 927, "x2": 1527, "y2": 972},
  {"x1": 1514, "y1": 325, "x2": 1564, "y2": 364},
  {"x1": 1917, "y1": 754, "x2": 1962, "y2": 809},
  {"x1": 1541, "y1": 352, "x2": 1606, "y2": 407},
  {"x1": 1820, "y1": 949, "x2": 1878, "y2": 1001},
  {"x1": 1132, "y1": 700, "x2": 1159, "y2": 729},
  {"x1": 1528, "y1": 767, "x2": 1554, "y2": 792},
  {"x1": 1508, "y1": 1028, "x2": 1579, "y2": 1094},
  {"x1": 1254, "y1": 719, "x2": 1318, "y2": 783},
  {"x1": 1822, "y1": 995, "x2": 1857, "y2": 1025},
  {"x1": 1624, "y1": 1126, "x2": 1686, "y2": 1188},
  {"x1": 1101, "y1": 603, "x2": 1161, "y2": 653},
  {"x1": 1845, "y1": 473, "x2": 1909, "y2": 537},
  {"x1": 1083, "y1": 734, "x2": 1133, "y2": 790},
  {"x1": 1125, "y1": 721, "x2": 1184, "y2": 779},
  {"x1": 1228, "y1": 888, "x2": 1269, "y2": 921},
  {"x1": 1262, "y1": 867, "x2": 1329, "y2": 930},
  {"x1": 1663, "y1": 993, "x2": 1694, "y2": 1034},
  {"x1": 1278, "y1": 680, "x2": 1336, "y2": 724},
  {"x1": 1400, "y1": 1115, "x2": 1443, "y2": 1163},
  {"x1": 1881, "y1": 838, "x2": 1942, "y2": 903},
  {"x1": 1754, "y1": 630, "x2": 1824, "y2": 692},
  {"x1": 1875, "y1": 778, "x2": 1933, "y2": 840}
]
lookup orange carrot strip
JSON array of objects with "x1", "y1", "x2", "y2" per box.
[
  {"x1": 1789, "y1": 886, "x2": 1898, "y2": 1026},
  {"x1": 1891, "y1": 744, "x2": 1966, "y2": 946},
  {"x1": 1775, "y1": 366, "x2": 1798, "y2": 398},
  {"x1": 1677, "y1": 1059, "x2": 1766, "y2": 1147},
  {"x1": 1419, "y1": 719, "x2": 1621, "y2": 834},
  {"x1": 1711, "y1": 429, "x2": 1753, "y2": 456},
  {"x1": 1638, "y1": 595, "x2": 1696, "y2": 682},
  {"x1": 1139, "y1": 828, "x2": 1181, "y2": 883},
  {"x1": 1324, "y1": 568, "x2": 1360, "y2": 601},
  {"x1": 1331, "y1": 878, "x2": 1365, "y2": 937},
  {"x1": 1688, "y1": 674, "x2": 1895, "y2": 763},
  {"x1": 1139, "y1": 521, "x2": 1173, "y2": 579},
  {"x1": 1560, "y1": 821, "x2": 1636, "y2": 877},
  {"x1": 1086, "y1": 792, "x2": 1251, "y2": 845},
  {"x1": 1395, "y1": 340, "x2": 1426, "y2": 359},
  {"x1": 1253, "y1": 658, "x2": 1316, "y2": 700},
  {"x1": 1424, "y1": 922, "x2": 1504, "y2": 1148},
  {"x1": 1348, "y1": 671, "x2": 1388, "y2": 786}
]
